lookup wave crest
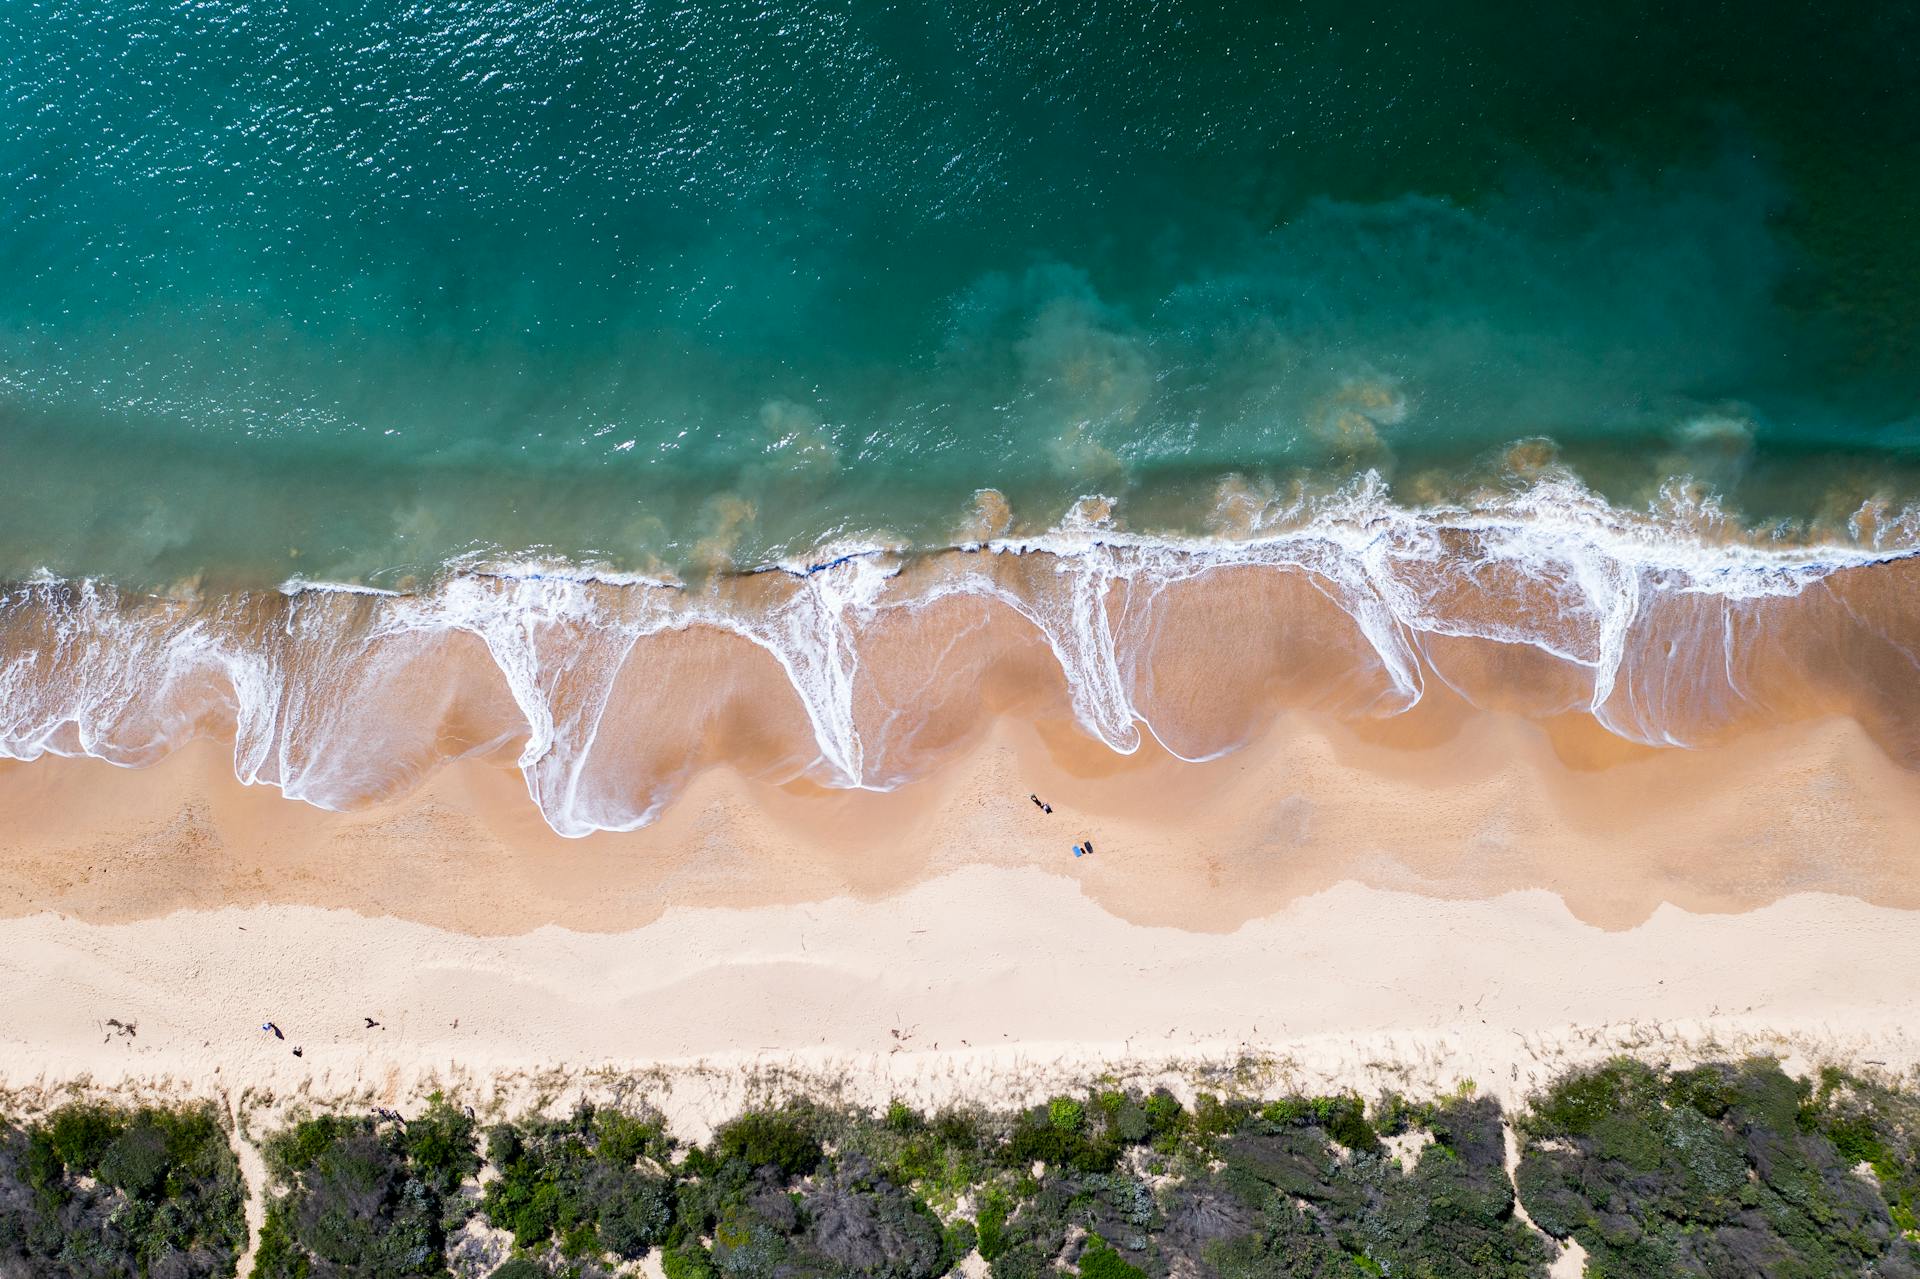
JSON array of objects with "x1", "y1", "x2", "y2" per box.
[{"x1": 4, "y1": 474, "x2": 1916, "y2": 836}]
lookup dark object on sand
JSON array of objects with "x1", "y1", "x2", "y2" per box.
[
  {"x1": 364, "y1": 1017, "x2": 381, "y2": 1028},
  {"x1": 292, "y1": 1046, "x2": 303, "y2": 1057},
  {"x1": 1082, "y1": 839, "x2": 1094, "y2": 855},
  {"x1": 262, "y1": 1021, "x2": 283, "y2": 1039}
]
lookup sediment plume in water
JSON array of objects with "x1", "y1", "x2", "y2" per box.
[{"x1": 4, "y1": 475, "x2": 1918, "y2": 839}]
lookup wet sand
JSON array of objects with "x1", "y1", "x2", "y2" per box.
[{"x1": 3, "y1": 696, "x2": 1916, "y2": 936}]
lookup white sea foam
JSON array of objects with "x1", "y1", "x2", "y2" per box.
[
  {"x1": 3, "y1": 473, "x2": 1916, "y2": 837},
  {"x1": 279, "y1": 576, "x2": 406, "y2": 597}
]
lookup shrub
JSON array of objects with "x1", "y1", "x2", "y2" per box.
[
  {"x1": 1048, "y1": 1098, "x2": 1085, "y2": 1134},
  {"x1": 661, "y1": 1243, "x2": 719, "y2": 1278},
  {"x1": 599, "y1": 1171, "x2": 675, "y2": 1257},
  {"x1": 488, "y1": 1260, "x2": 546, "y2": 1279},
  {"x1": 976, "y1": 1187, "x2": 1013, "y2": 1259},
  {"x1": 0, "y1": 1102, "x2": 246, "y2": 1278},
  {"x1": 932, "y1": 1110, "x2": 983, "y2": 1150},
  {"x1": 46, "y1": 1106, "x2": 118, "y2": 1171},
  {"x1": 1515, "y1": 1057, "x2": 1913, "y2": 1277},
  {"x1": 942, "y1": 1217, "x2": 977, "y2": 1263},
  {"x1": 1078, "y1": 1237, "x2": 1150, "y2": 1278},
  {"x1": 257, "y1": 1108, "x2": 478, "y2": 1277},
  {"x1": 714, "y1": 1110, "x2": 823, "y2": 1177},
  {"x1": 1005, "y1": 1104, "x2": 1119, "y2": 1174},
  {"x1": 594, "y1": 1108, "x2": 669, "y2": 1166},
  {"x1": 1806, "y1": 1066, "x2": 1920, "y2": 1250},
  {"x1": 402, "y1": 1097, "x2": 480, "y2": 1194},
  {"x1": 249, "y1": 1204, "x2": 312, "y2": 1279},
  {"x1": 801, "y1": 1160, "x2": 946, "y2": 1277},
  {"x1": 481, "y1": 1107, "x2": 680, "y2": 1264}
]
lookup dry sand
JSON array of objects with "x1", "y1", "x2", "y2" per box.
[{"x1": 3, "y1": 872, "x2": 1918, "y2": 1126}]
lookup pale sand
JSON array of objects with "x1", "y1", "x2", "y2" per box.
[{"x1": 4, "y1": 871, "x2": 1919, "y2": 1130}]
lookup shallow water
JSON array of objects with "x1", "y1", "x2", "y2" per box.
[{"x1": 4, "y1": 3, "x2": 1920, "y2": 830}]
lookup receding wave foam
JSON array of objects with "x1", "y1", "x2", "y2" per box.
[{"x1": 4, "y1": 474, "x2": 1918, "y2": 837}]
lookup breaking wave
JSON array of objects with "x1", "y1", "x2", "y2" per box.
[{"x1": 4, "y1": 474, "x2": 1918, "y2": 837}]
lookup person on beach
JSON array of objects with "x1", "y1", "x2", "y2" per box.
[
  {"x1": 1030, "y1": 793, "x2": 1052, "y2": 814},
  {"x1": 262, "y1": 1021, "x2": 283, "y2": 1039}
]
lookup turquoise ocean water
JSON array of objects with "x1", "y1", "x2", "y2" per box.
[
  {"x1": 7, "y1": 2, "x2": 1920, "y2": 833},
  {"x1": 3, "y1": 1, "x2": 1918, "y2": 589}
]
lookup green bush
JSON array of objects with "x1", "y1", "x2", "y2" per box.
[
  {"x1": 478, "y1": 1106, "x2": 679, "y2": 1267},
  {"x1": 943, "y1": 1217, "x2": 978, "y2": 1263},
  {"x1": 402, "y1": 1097, "x2": 480, "y2": 1194},
  {"x1": 1807, "y1": 1066, "x2": 1920, "y2": 1251},
  {"x1": 248, "y1": 1204, "x2": 312, "y2": 1279},
  {"x1": 1047, "y1": 1098, "x2": 1085, "y2": 1134},
  {"x1": 257, "y1": 1107, "x2": 478, "y2": 1277},
  {"x1": 0, "y1": 1102, "x2": 246, "y2": 1278},
  {"x1": 593, "y1": 1108, "x2": 668, "y2": 1166},
  {"x1": 487, "y1": 1260, "x2": 546, "y2": 1279},
  {"x1": 46, "y1": 1106, "x2": 118, "y2": 1171},
  {"x1": 713, "y1": 1109, "x2": 823, "y2": 1177},
  {"x1": 976, "y1": 1186, "x2": 1013, "y2": 1259},
  {"x1": 213, "y1": 1061, "x2": 1920, "y2": 1279},
  {"x1": 1004, "y1": 1104, "x2": 1119, "y2": 1174},
  {"x1": 1516, "y1": 1057, "x2": 1916, "y2": 1277},
  {"x1": 1079, "y1": 1238, "x2": 1150, "y2": 1278},
  {"x1": 660, "y1": 1243, "x2": 719, "y2": 1278}
]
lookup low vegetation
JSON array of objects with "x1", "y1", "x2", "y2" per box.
[
  {"x1": 481, "y1": 1104, "x2": 677, "y2": 1263},
  {"x1": 6, "y1": 1057, "x2": 1918, "y2": 1278},
  {"x1": 0, "y1": 1100, "x2": 246, "y2": 1277},
  {"x1": 252, "y1": 1095, "x2": 480, "y2": 1278},
  {"x1": 1515, "y1": 1057, "x2": 1920, "y2": 1277},
  {"x1": 455, "y1": 1083, "x2": 1545, "y2": 1278}
]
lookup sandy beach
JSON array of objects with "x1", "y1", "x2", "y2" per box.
[
  {"x1": 2, "y1": 698, "x2": 1917, "y2": 1103},
  {"x1": 5, "y1": 869, "x2": 1919, "y2": 1121},
  {"x1": 3, "y1": 656, "x2": 1919, "y2": 1275}
]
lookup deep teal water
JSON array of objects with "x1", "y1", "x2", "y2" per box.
[{"x1": 3, "y1": 1, "x2": 1918, "y2": 588}]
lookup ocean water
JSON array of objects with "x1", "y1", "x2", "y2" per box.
[{"x1": 4, "y1": 2, "x2": 1920, "y2": 832}]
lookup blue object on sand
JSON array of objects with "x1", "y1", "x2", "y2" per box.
[{"x1": 1072, "y1": 844, "x2": 1085, "y2": 858}]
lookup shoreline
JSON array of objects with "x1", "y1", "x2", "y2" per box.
[{"x1": 9, "y1": 486, "x2": 1920, "y2": 843}]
